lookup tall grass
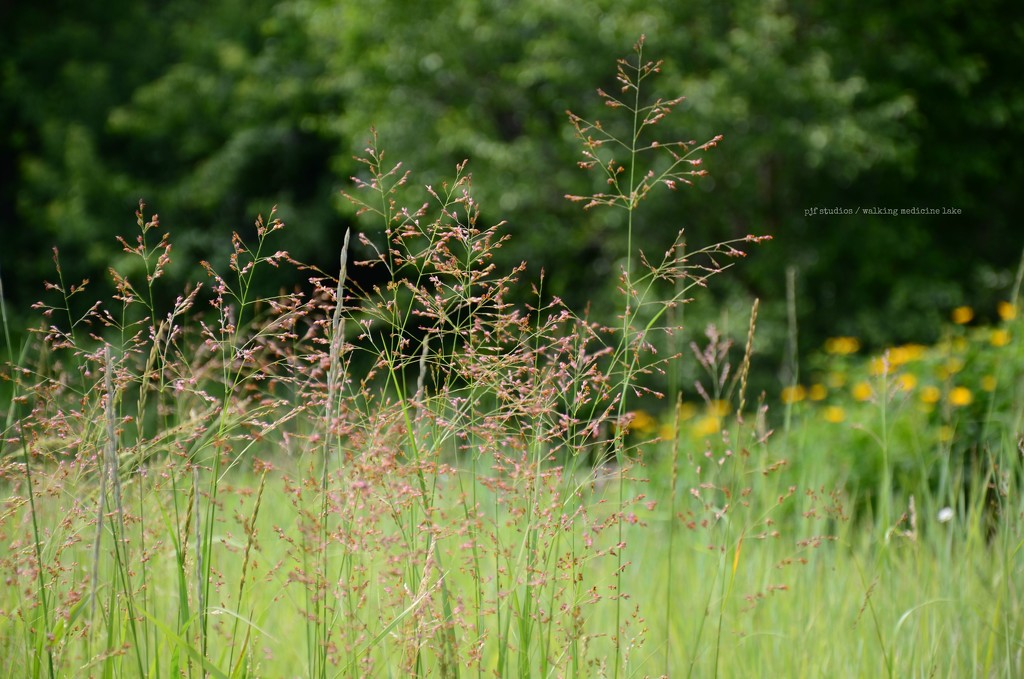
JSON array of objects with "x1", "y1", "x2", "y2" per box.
[{"x1": 1, "y1": 39, "x2": 1022, "y2": 679}]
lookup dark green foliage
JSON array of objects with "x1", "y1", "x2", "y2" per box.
[{"x1": 2, "y1": 0, "x2": 1021, "y2": 358}]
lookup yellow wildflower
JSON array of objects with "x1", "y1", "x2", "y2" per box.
[
  {"x1": 827, "y1": 372, "x2": 847, "y2": 388},
  {"x1": 693, "y1": 415, "x2": 721, "y2": 437},
  {"x1": 809, "y1": 384, "x2": 828, "y2": 401},
  {"x1": 951, "y1": 306, "x2": 974, "y2": 324},
  {"x1": 708, "y1": 400, "x2": 731, "y2": 418},
  {"x1": 919, "y1": 386, "x2": 941, "y2": 404},
  {"x1": 781, "y1": 385, "x2": 806, "y2": 404},
  {"x1": 627, "y1": 410, "x2": 657, "y2": 435},
  {"x1": 823, "y1": 406, "x2": 846, "y2": 423},
  {"x1": 981, "y1": 375, "x2": 997, "y2": 392},
  {"x1": 896, "y1": 373, "x2": 917, "y2": 391},
  {"x1": 948, "y1": 386, "x2": 972, "y2": 407},
  {"x1": 889, "y1": 344, "x2": 926, "y2": 366},
  {"x1": 990, "y1": 329, "x2": 1011, "y2": 347},
  {"x1": 997, "y1": 301, "x2": 1017, "y2": 321},
  {"x1": 824, "y1": 337, "x2": 861, "y2": 355},
  {"x1": 852, "y1": 382, "x2": 873, "y2": 402}
]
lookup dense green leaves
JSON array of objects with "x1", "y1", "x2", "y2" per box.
[{"x1": 2, "y1": 0, "x2": 1021, "y2": 356}]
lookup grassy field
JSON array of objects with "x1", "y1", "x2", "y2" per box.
[
  {"x1": 3, "y1": 431, "x2": 1020, "y2": 678},
  {"x1": 2, "y1": 40, "x2": 1022, "y2": 678}
]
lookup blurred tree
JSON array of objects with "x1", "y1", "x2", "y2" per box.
[
  {"x1": 1, "y1": 0, "x2": 344, "y2": 312},
  {"x1": 2, "y1": 0, "x2": 1020, "y2": 367},
  {"x1": 300, "y1": 0, "x2": 972, "y2": 347},
  {"x1": 2, "y1": 0, "x2": 175, "y2": 305},
  {"x1": 796, "y1": 0, "x2": 1024, "y2": 345}
]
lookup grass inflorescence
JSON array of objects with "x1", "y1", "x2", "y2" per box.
[{"x1": 1, "y1": 38, "x2": 1022, "y2": 679}]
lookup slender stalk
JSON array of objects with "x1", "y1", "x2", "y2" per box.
[
  {"x1": 783, "y1": 266, "x2": 799, "y2": 436},
  {"x1": 312, "y1": 228, "x2": 350, "y2": 677},
  {"x1": 3, "y1": 267, "x2": 55, "y2": 678},
  {"x1": 193, "y1": 465, "x2": 204, "y2": 661},
  {"x1": 105, "y1": 346, "x2": 146, "y2": 677},
  {"x1": 611, "y1": 40, "x2": 647, "y2": 679},
  {"x1": 229, "y1": 468, "x2": 267, "y2": 675},
  {"x1": 664, "y1": 392, "x2": 681, "y2": 676}
]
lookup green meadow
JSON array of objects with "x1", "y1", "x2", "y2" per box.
[{"x1": 2, "y1": 40, "x2": 1022, "y2": 679}]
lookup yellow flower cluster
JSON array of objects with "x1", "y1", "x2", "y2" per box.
[
  {"x1": 915, "y1": 385, "x2": 971, "y2": 409},
  {"x1": 851, "y1": 382, "x2": 873, "y2": 402},
  {"x1": 658, "y1": 401, "x2": 726, "y2": 441},
  {"x1": 781, "y1": 385, "x2": 806, "y2": 404},
  {"x1": 888, "y1": 344, "x2": 926, "y2": 366},
  {"x1": 824, "y1": 336, "x2": 860, "y2": 355},
  {"x1": 896, "y1": 373, "x2": 917, "y2": 391},
  {"x1": 693, "y1": 415, "x2": 722, "y2": 437},
  {"x1": 670, "y1": 298, "x2": 1016, "y2": 445},
  {"x1": 951, "y1": 306, "x2": 974, "y2": 325},
  {"x1": 869, "y1": 344, "x2": 926, "y2": 375},
  {"x1": 626, "y1": 410, "x2": 658, "y2": 435},
  {"x1": 948, "y1": 387, "x2": 972, "y2": 407},
  {"x1": 990, "y1": 329, "x2": 1011, "y2": 347},
  {"x1": 780, "y1": 383, "x2": 829, "y2": 405},
  {"x1": 823, "y1": 405, "x2": 845, "y2": 423}
]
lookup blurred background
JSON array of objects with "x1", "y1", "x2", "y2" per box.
[{"x1": 2, "y1": 0, "x2": 1022, "y2": 395}]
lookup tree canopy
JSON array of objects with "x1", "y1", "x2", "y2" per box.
[{"x1": 2, "y1": 0, "x2": 1021, "y2": 357}]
